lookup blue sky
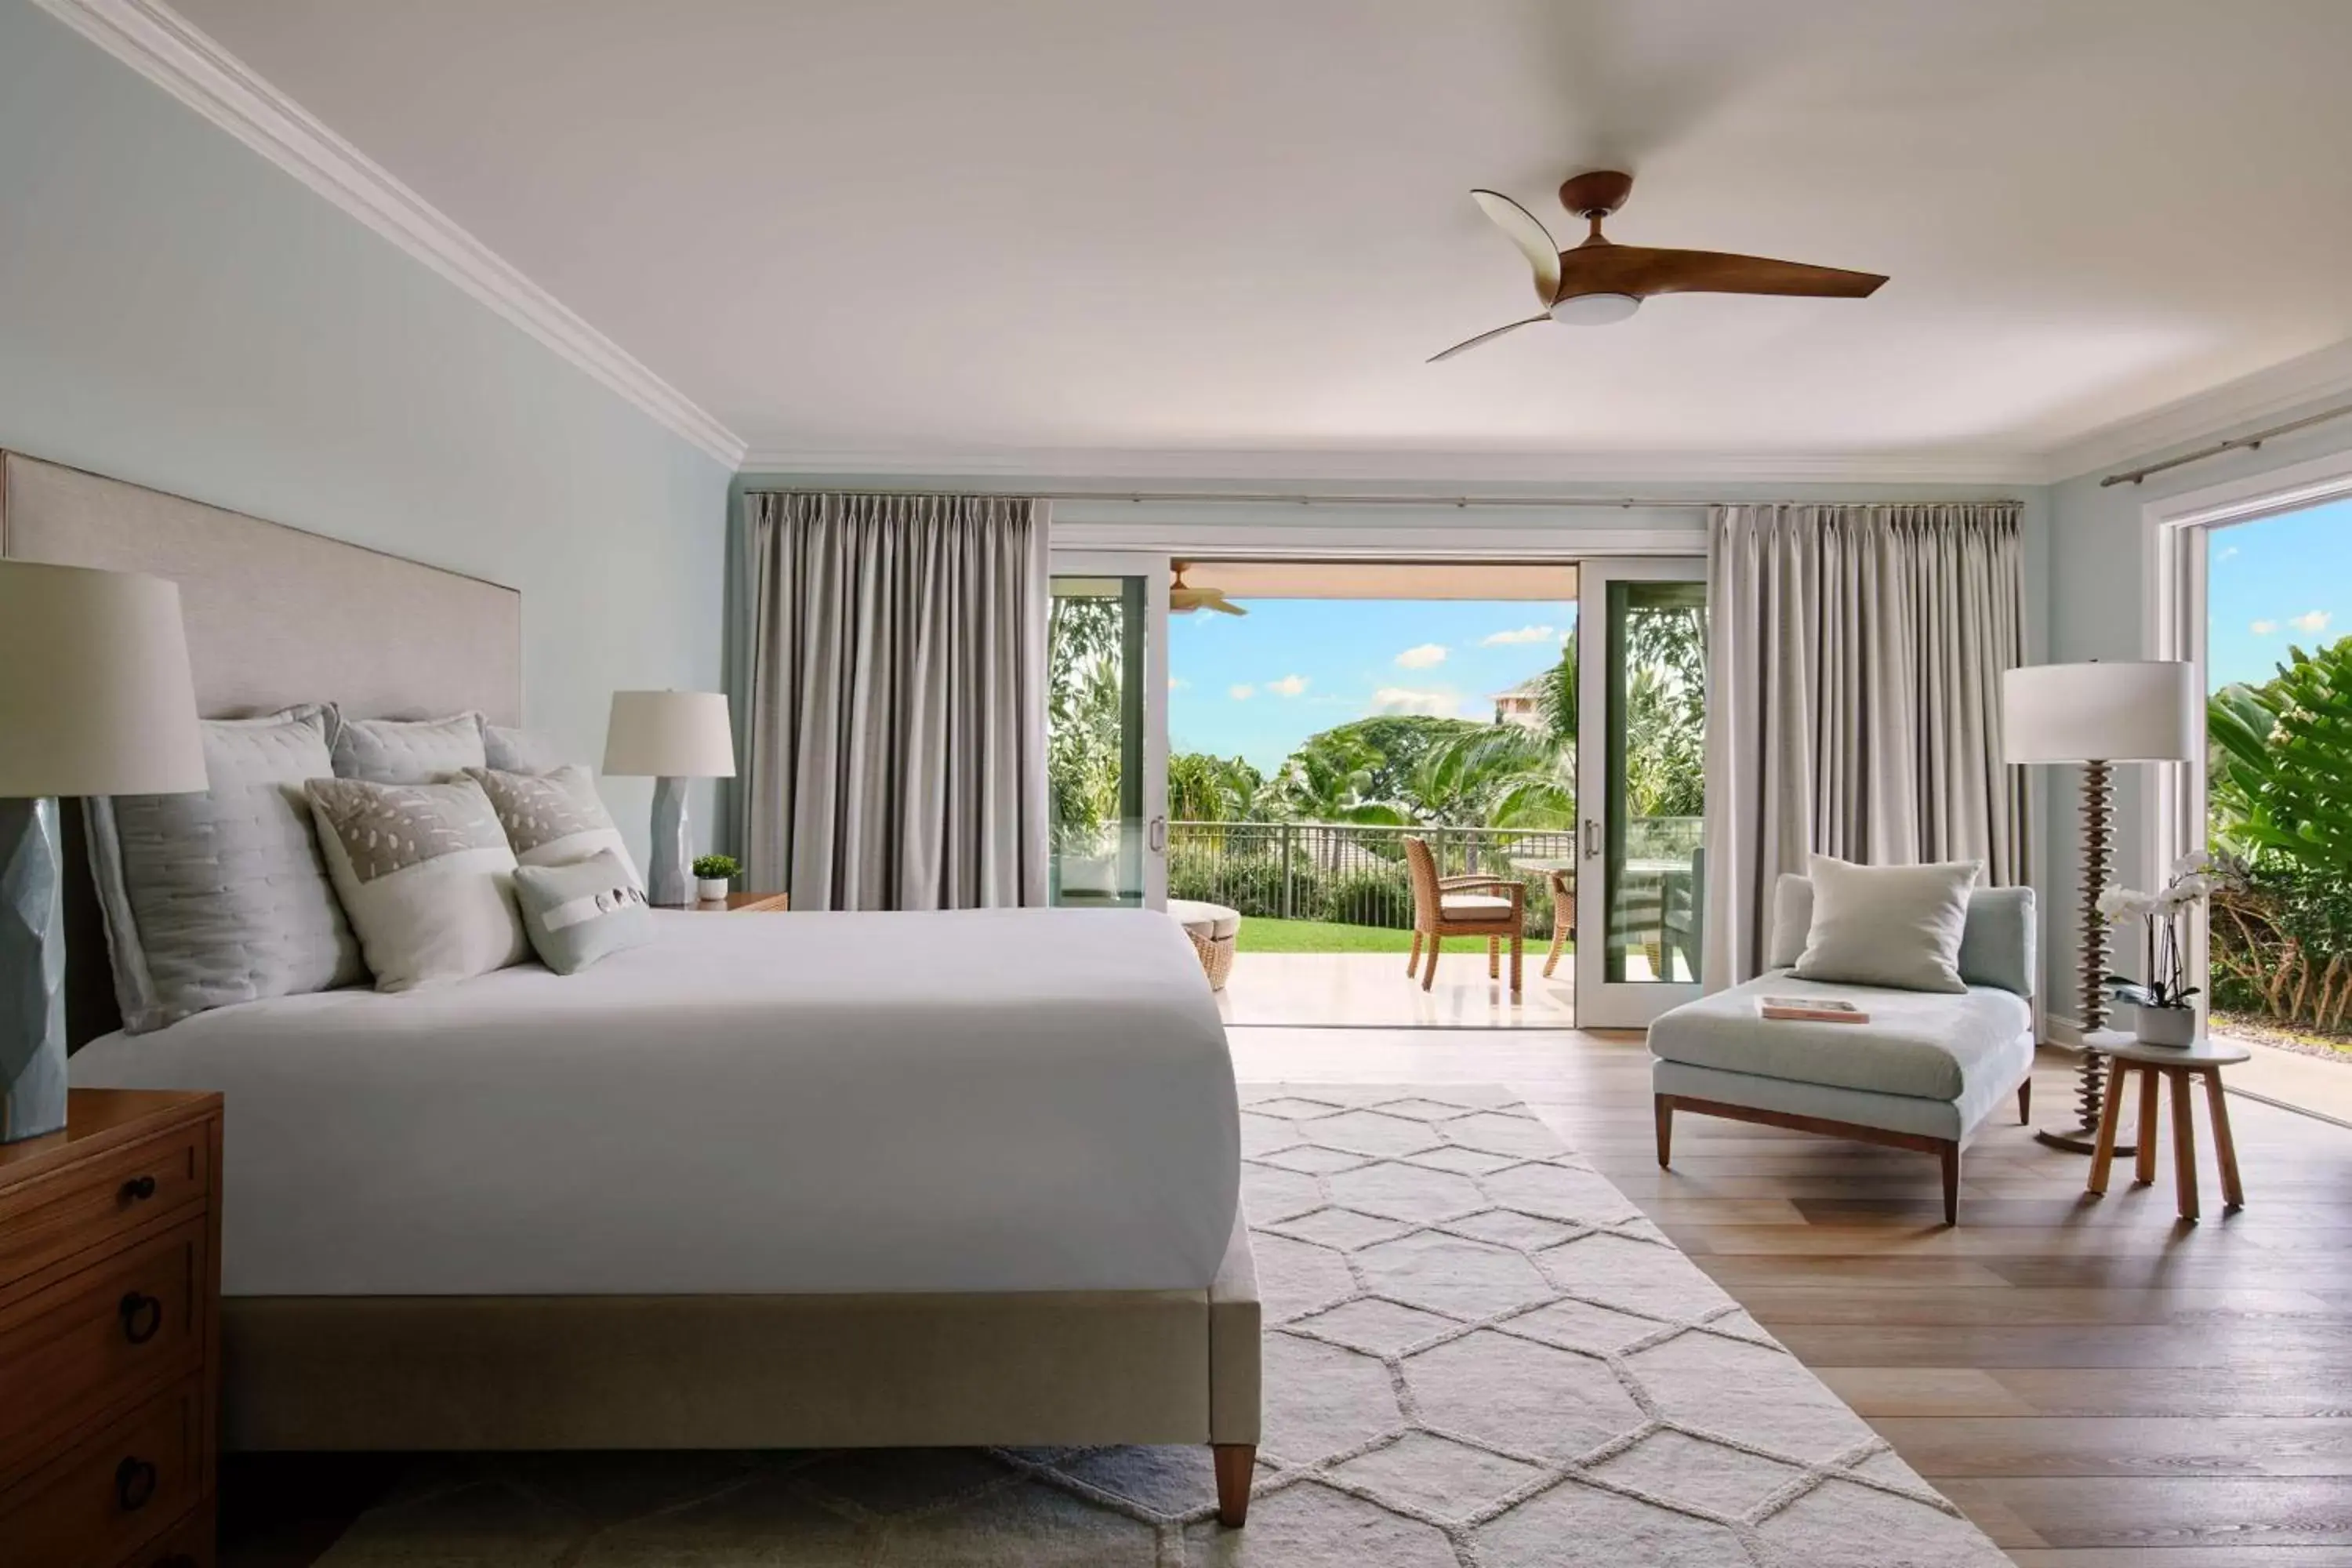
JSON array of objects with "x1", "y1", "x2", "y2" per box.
[
  {"x1": 1170, "y1": 598, "x2": 1574, "y2": 770},
  {"x1": 2206, "y1": 498, "x2": 2352, "y2": 691}
]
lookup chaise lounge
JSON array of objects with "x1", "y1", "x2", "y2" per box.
[{"x1": 1650, "y1": 871, "x2": 2037, "y2": 1225}]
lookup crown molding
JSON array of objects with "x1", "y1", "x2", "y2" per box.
[
  {"x1": 737, "y1": 445, "x2": 2040, "y2": 487},
  {"x1": 2036, "y1": 336, "x2": 2352, "y2": 485},
  {"x1": 33, "y1": 0, "x2": 747, "y2": 468}
]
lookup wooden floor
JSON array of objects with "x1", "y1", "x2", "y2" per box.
[{"x1": 1229, "y1": 1025, "x2": 2352, "y2": 1566}]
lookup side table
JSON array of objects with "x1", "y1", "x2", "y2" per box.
[
  {"x1": 659, "y1": 892, "x2": 790, "y2": 913},
  {"x1": 2082, "y1": 1029, "x2": 2249, "y2": 1222}
]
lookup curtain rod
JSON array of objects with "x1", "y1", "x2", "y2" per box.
[
  {"x1": 742, "y1": 486, "x2": 2023, "y2": 511},
  {"x1": 2101, "y1": 399, "x2": 2352, "y2": 488}
]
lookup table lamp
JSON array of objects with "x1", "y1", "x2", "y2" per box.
[
  {"x1": 602, "y1": 690, "x2": 736, "y2": 906},
  {"x1": 2002, "y1": 659, "x2": 2197, "y2": 1153},
  {"x1": 0, "y1": 563, "x2": 207, "y2": 1142}
]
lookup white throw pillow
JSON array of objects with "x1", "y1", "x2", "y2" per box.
[
  {"x1": 463, "y1": 764, "x2": 643, "y2": 891},
  {"x1": 304, "y1": 777, "x2": 529, "y2": 992},
  {"x1": 1791, "y1": 854, "x2": 1980, "y2": 993}
]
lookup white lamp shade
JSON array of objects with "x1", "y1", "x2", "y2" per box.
[
  {"x1": 0, "y1": 562, "x2": 207, "y2": 797},
  {"x1": 602, "y1": 690, "x2": 736, "y2": 778},
  {"x1": 2002, "y1": 661, "x2": 2198, "y2": 764}
]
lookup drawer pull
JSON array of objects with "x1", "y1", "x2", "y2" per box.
[
  {"x1": 115, "y1": 1455, "x2": 158, "y2": 1512},
  {"x1": 120, "y1": 1290, "x2": 165, "y2": 1344},
  {"x1": 120, "y1": 1174, "x2": 159, "y2": 1203}
]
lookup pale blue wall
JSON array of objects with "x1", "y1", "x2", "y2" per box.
[
  {"x1": 2043, "y1": 396, "x2": 2352, "y2": 1020},
  {"x1": 0, "y1": 0, "x2": 733, "y2": 862}
]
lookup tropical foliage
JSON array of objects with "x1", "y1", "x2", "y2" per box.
[{"x1": 2206, "y1": 633, "x2": 2352, "y2": 1033}]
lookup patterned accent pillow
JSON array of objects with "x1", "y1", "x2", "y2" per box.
[
  {"x1": 303, "y1": 776, "x2": 528, "y2": 991},
  {"x1": 463, "y1": 765, "x2": 642, "y2": 891},
  {"x1": 330, "y1": 711, "x2": 487, "y2": 784},
  {"x1": 512, "y1": 851, "x2": 654, "y2": 975},
  {"x1": 85, "y1": 704, "x2": 365, "y2": 1032}
]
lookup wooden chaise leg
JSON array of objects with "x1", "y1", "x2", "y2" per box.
[
  {"x1": 1654, "y1": 1094, "x2": 1674, "y2": 1167},
  {"x1": 1213, "y1": 1443, "x2": 1254, "y2": 1526},
  {"x1": 2017, "y1": 1076, "x2": 2032, "y2": 1124},
  {"x1": 1939, "y1": 1141, "x2": 1961, "y2": 1227}
]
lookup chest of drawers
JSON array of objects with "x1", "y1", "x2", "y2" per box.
[{"x1": 0, "y1": 1091, "x2": 223, "y2": 1568}]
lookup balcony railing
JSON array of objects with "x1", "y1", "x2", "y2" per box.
[{"x1": 1167, "y1": 818, "x2": 1701, "y2": 942}]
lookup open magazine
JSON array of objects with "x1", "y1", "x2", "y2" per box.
[{"x1": 1757, "y1": 996, "x2": 1871, "y2": 1024}]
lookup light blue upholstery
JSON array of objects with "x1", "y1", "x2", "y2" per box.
[
  {"x1": 1649, "y1": 971, "x2": 2030, "y2": 1103},
  {"x1": 1652, "y1": 1042, "x2": 2033, "y2": 1144}
]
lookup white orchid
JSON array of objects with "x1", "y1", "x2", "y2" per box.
[
  {"x1": 2098, "y1": 887, "x2": 2159, "y2": 923},
  {"x1": 2101, "y1": 854, "x2": 2223, "y2": 1011},
  {"x1": 2169, "y1": 850, "x2": 2214, "y2": 879}
]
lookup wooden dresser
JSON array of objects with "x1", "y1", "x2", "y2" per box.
[{"x1": 0, "y1": 1091, "x2": 223, "y2": 1568}]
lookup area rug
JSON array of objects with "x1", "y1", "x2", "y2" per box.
[{"x1": 310, "y1": 1085, "x2": 2009, "y2": 1566}]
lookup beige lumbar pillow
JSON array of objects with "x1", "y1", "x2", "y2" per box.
[
  {"x1": 1791, "y1": 854, "x2": 1981, "y2": 993},
  {"x1": 304, "y1": 776, "x2": 530, "y2": 991},
  {"x1": 463, "y1": 764, "x2": 642, "y2": 891}
]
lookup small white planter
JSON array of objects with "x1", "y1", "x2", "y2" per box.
[
  {"x1": 696, "y1": 877, "x2": 731, "y2": 903},
  {"x1": 2134, "y1": 1003, "x2": 2198, "y2": 1048}
]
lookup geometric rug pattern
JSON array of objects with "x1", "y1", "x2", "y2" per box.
[{"x1": 312, "y1": 1085, "x2": 2010, "y2": 1566}]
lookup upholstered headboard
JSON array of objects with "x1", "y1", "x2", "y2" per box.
[{"x1": 0, "y1": 451, "x2": 523, "y2": 1043}]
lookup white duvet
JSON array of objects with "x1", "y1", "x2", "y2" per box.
[{"x1": 71, "y1": 908, "x2": 1240, "y2": 1298}]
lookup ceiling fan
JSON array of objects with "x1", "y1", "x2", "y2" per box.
[
  {"x1": 1431, "y1": 170, "x2": 1888, "y2": 362},
  {"x1": 1170, "y1": 561, "x2": 1246, "y2": 616}
]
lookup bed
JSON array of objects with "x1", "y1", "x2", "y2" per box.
[{"x1": 4, "y1": 450, "x2": 1261, "y2": 1526}]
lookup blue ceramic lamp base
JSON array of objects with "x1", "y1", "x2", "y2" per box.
[{"x1": 1, "y1": 797, "x2": 68, "y2": 1145}]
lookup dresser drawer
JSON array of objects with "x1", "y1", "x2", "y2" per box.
[
  {"x1": 0, "y1": 1219, "x2": 208, "y2": 1472},
  {"x1": 114, "y1": 1497, "x2": 212, "y2": 1568},
  {"x1": 0, "y1": 1123, "x2": 210, "y2": 1289},
  {"x1": 0, "y1": 1379, "x2": 203, "y2": 1568}
]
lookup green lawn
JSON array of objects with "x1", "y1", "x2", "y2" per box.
[{"x1": 1234, "y1": 916, "x2": 1571, "y2": 956}]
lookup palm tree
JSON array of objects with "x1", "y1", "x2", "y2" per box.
[{"x1": 1169, "y1": 752, "x2": 1265, "y2": 824}]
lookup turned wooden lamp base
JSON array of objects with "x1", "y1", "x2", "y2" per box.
[{"x1": 2039, "y1": 756, "x2": 2136, "y2": 1158}]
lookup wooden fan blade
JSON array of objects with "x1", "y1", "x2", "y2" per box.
[
  {"x1": 1556, "y1": 244, "x2": 1886, "y2": 299},
  {"x1": 1427, "y1": 314, "x2": 1551, "y2": 364},
  {"x1": 1470, "y1": 191, "x2": 1562, "y2": 304},
  {"x1": 1204, "y1": 597, "x2": 1247, "y2": 616}
]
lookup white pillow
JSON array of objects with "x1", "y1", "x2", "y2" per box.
[
  {"x1": 1791, "y1": 854, "x2": 1980, "y2": 993},
  {"x1": 464, "y1": 764, "x2": 643, "y2": 891},
  {"x1": 304, "y1": 777, "x2": 529, "y2": 992}
]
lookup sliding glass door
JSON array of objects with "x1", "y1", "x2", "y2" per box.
[
  {"x1": 1575, "y1": 559, "x2": 1708, "y2": 1027},
  {"x1": 1046, "y1": 552, "x2": 1169, "y2": 909}
]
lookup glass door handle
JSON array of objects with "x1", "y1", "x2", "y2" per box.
[
  {"x1": 1583, "y1": 819, "x2": 1600, "y2": 860},
  {"x1": 1148, "y1": 816, "x2": 1167, "y2": 853}
]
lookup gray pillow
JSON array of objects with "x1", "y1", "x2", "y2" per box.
[
  {"x1": 1769, "y1": 873, "x2": 2037, "y2": 996},
  {"x1": 1791, "y1": 854, "x2": 1980, "y2": 993},
  {"x1": 331, "y1": 711, "x2": 486, "y2": 783},
  {"x1": 512, "y1": 851, "x2": 654, "y2": 975},
  {"x1": 85, "y1": 703, "x2": 365, "y2": 1033},
  {"x1": 463, "y1": 764, "x2": 643, "y2": 891},
  {"x1": 483, "y1": 724, "x2": 573, "y2": 775}
]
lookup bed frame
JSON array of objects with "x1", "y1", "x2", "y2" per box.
[{"x1": 1, "y1": 451, "x2": 1261, "y2": 1526}]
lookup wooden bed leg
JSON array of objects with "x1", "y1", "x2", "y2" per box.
[
  {"x1": 1213, "y1": 1443, "x2": 1254, "y2": 1526},
  {"x1": 2017, "y1": 1076, "x2": 2032, "y2": 1125},
  {"x1": 1938, "y1": 1142, "x2": 1961, "y2": 1227},
  {"x1": 1654, "y1": 1095, "x2": 1674, "y2": 1167}
]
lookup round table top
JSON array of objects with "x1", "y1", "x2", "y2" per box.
[{"x1": 2082, "y1": 1029, "x2": 2251, "y2": 1067}]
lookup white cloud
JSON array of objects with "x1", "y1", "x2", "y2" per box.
[
  {"x1": 1227, "y1": 684, "x2": 1254, "y2": 701},
  {"x1": 2217, "y1": 544, "x2": 2240, "y2": 561},
  {"x1": 1265, "y1": 673, "x2": 1310, "y2": 697},
  {"x1": 1480, "y1": 625, "x2": 1557, "y2": 647},
  {"x1": 1168, "y1": 676, "x2": 1189, "y2": 691},
  {"x1": 1394, "y1": 643, "x2": 1448, "y2": 670},
  {"x1": 2290, "y1": 609, "x2": 2332, "y2": 634},
  {"x1": 1370, "y1": 686, "x2": 1464, "y2": 717},
  {"x1": 2251, "y1": 619, "x2": 2278, "y2": 635}
]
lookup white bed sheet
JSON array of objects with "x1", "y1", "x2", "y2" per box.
[{"x1": 71, "y1": 909, "x2": 1239, "y2": 1298}]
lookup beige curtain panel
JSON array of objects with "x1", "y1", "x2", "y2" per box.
[
  {"x1": 739, "y1": 492, "x2": 1051, "y2": 911},
  {"x1": 1701, "y1": 502, "x2": 2030, "y2": 987}
]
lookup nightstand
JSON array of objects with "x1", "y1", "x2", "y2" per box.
[
  {"x1": 673, "y1": 892, "x2": 789, "y2": 913},
  {"x1": 0, "y1": 1089, "x2": 223, "y2": 1568}
]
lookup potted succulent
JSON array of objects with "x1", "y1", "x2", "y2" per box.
[
  {"x1": 691, "y1": 853, "x2": 739, "y2": 905},
  {"x1": 2099, "y1": 851, "x2": 2228, "y2": 1047}
]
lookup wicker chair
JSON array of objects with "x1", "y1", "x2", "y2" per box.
[
  {"x1": 1541, "y1": 868, "x2": 1575, "y2": 979},
  {"x1": 1403, "y1": 837, "x2": 1525, "y2": 996}
]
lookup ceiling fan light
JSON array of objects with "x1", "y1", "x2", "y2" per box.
[{"x1": 1549, "y1": 292, "x2": 1641, "y2": 326}]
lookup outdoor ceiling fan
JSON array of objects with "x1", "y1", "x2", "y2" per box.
[
  {"x1": 1170, "y1": 561, "x2": 1246, "y2": 616},
  {"x1": 1430, "y1": 170, "x2": 1889, "y2": 362}
]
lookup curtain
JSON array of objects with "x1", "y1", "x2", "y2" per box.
[
  {"x1": 1702, "y1": 503, "x2": 2029, "y2": 987},
  {"x1": 739, "y1": 492, "x2": 1051, "y2": 911}
]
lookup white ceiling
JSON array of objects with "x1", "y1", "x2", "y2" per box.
[{"x1": 164, "y1": 0, "x2": 2352, "y2": 473}]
